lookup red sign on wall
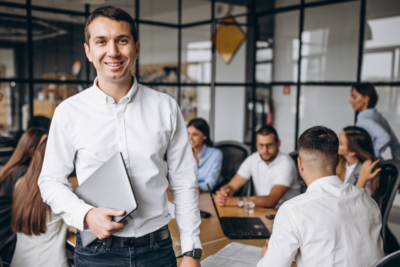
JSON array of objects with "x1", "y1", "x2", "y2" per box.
[{"x1": 283, "y1": 85, "x2": 291, "y2": 95}]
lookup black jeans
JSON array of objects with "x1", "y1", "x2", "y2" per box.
[{"x1": 74, "y1": 232, "x2": 177, "y2": 267}]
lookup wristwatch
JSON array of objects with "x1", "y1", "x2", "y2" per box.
[
  {"x1": 183, "y1": 249, "x2": 202, "y2": 259},
  {"x1": 237, "y1": 197, "x2": 244, "y2": 207}
]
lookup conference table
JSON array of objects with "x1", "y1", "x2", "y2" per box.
[{"x1": 66, "y1": 177, "x2": 295, "y2": 266}]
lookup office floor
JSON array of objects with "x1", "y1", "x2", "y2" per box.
[{"x1": 388, "y1": 206, "x2": 400, "y2": 243}]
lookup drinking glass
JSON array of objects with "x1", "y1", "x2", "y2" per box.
[{"x1": 244, "y1": 197, "x2": 255, "y2": 213}]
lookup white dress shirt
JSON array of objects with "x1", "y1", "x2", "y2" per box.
[
  {"x1": 237, "y1": 151, "x2": 300, "y2": 206},
  {"x1": 38, "y1": 77, "x2": 202, "y2": 252},
  {"x1": 257, "y1": 175, "x2": 384, "y2": 267}
]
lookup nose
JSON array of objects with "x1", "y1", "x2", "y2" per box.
[{"x1": 108, "y1": 41, "x2": 120, "y2": 57}]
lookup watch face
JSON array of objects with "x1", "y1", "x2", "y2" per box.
[
  {"x1": 194, "y1": 249, "x2": 202, "y2": 259},
  {"x1": 238, "y1": 200, "x2": 244, "y2": 207}
]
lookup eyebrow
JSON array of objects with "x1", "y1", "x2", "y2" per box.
[{"x1": 93, "y1": 35, "x2": 131, "y2": 39}]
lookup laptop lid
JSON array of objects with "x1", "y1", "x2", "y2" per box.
[{"x1": 74, "y1": 152, "x2": 138, "y2": 246}]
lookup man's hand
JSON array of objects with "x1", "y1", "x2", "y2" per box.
[
  {"x1": 180, "y1": 256, "x2": 200, "y2": 267},
  {"x1": 214, "y1": 187, "x2": 232, "y2": 206},
  {"x1": 356, "y1": 159, "x2": 381, "y2": 189},
  {"x1": 261, "y1": 239, "x2": 269, "y2": 257},
  {"x1": 84, "y1": 207, "x2": 125, "y2": 240}
]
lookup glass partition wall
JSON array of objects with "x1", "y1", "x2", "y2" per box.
[{"x1": 1, "y1": 0, "x2": 399, "y2": 154}]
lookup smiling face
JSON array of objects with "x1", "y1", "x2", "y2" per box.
[
  {"x1": 187, "y1": 126, "x2": 206, "y2": 149},
  {"x1": 349, "y1": 88, "x2": 369, "y2": 112},
  {"x1": 84, "y1": 16, "x2": 140, "y2": 85}
]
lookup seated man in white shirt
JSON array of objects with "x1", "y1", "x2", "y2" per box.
[
  {"x1": 258, "y1": 126, "x2": 384, "y2": 267},
  {"x1": 215, "y1": 126, "x2": 300, "y2": 208}
]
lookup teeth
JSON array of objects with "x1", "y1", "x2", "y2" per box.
[{"x1": 107, "y1": 63, "x2": 122, "y2": 66}]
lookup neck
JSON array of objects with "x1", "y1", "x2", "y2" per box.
[
  {"x1": 360, "y1": 106, "x2": 369, "y2": 112},
  {"x1": 97, "y1": 74, "x2": 133, "y2": 104},
  {"x1": 344, "y1": 155, "x2": 358, "y2": 166},
  {"x1": 303, "y1": 168, "x2": 335, "y2": 187},
  {"x1": 192, "y1": 144, "x2": 204, "y2": 155}
]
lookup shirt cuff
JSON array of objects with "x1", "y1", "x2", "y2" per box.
[
  {"x1": 75, "y1": 203, "x2": 95, "y2": 231},
  {"x1": 181, "y1": 235, "x2": 202, "y2": 254}
]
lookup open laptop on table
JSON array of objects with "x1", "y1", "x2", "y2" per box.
[{"x1": 207, "y1": 184, "x2": 270, "y2": 239}]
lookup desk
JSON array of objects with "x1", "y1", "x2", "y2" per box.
[{"x1": 66, "y1": 178, "x2": 292, "y2": 266}]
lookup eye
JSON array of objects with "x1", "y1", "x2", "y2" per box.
[
  {"x1": 96, "y1": 40, "x2": 105, "y2": 44},
  {"x1": 120, "y1": 39, "x2": 128, "y2": 43}
]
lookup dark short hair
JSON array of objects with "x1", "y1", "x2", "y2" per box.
[
  {"x1": 352, "y1": 83, "x2": 378, "y2": 108},
  {"x1": 256, "y1": 125, "x2": 279, "y2": 142},
  {"x1": 187, "y1": 118, "x2": 213, "y2": 147},
  {"x1": 298, "y1": 126, "x2": 338, "y2": 166},
  {"x1": 84, "y1": 6, "x2": 138, "y2": 45}
]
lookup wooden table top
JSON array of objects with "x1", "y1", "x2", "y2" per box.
[{"x1": 66, "y1": 177, "x2": 294, "y2": 266}]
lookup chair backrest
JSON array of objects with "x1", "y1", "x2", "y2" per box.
[
  {"x1": 371, "y1": 250, "x2": 400, "y2": 267},
  {"x1": 288, "y1": 151, "x2": 307, "y2": 193},
  {"x1": 214, "y1": 141, "x2": 251, "y2": 195},
  {"x1": 378, "y1": 160, "x2": 400, "y2": 246}
]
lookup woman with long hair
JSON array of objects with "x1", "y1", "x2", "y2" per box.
[
  {"x1": 10, "y1": 138, "x2": 69, "y2": 267},
  {"x1": 187, "y1": 118, "x2": 223, "y2": 192},
  {"x1": 337, "y1": 126, "x2": 380, "y2": 196},
  {"x1": 350, "y1": 83, "x2": 400, "y2": 161},
  {"x1": 0, "y1": 128, "x2": 46, "y2": 266}
]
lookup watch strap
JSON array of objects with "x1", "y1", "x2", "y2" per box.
[{"x1": 183, "y1": 249, "x2": 202, "y2": 259}]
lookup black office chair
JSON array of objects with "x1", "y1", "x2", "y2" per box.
[
  {"x1": 377, "y1": 160, "x2": 400, "y2": 254},
  {"x1": 371, "y1": 250, "x2": 400, "y2": 267},
  {"x1": 0, "y1": 197, "x2": 14, "y2": 267},
  {"x1": 214, "y1": 141, "x2": 251, "y2": 196},
  {"x1": 288, "y1": 151, "x2": 307, "y2": 193},
  {"x1": 27, "y1": 116, "x2": 51, "y2": 133}
]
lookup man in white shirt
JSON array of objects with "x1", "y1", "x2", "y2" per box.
[
  {"x1": 258, "y1": 126, "x2": 384, "y2": 267},
  {"x1": 215, "y1": 126, "x2": 300, "y2": 208},
  {"x1": 38, "y1": 6, "x2": 201, "y2": 267}
]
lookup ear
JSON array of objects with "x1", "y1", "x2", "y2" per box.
[
  {"x1": 297, "y1": 156, "x2": 304, "y2": 172},
  {"x1": 364, "y1": 95, "x2": 370, "y2": 106},
  {"x1": 84, "y1": 43, "x2": 93, "y2": 62},
  {"x1": 277, "y1": 139, "x2": 281, "y2": 148},
  {"x1": 28, "y1": 147, "x2": 35, "y2": 158},
  {"x1": 134, "y1": 41, "x2": 140, "y2": 60}
]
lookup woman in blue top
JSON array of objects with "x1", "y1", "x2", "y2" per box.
[
  {"x1": 350, "y1": 83, "x2": 400, "y2": 161},
  {"x1": 187, "y1": 118, "x2": 223, "y2": 192}
]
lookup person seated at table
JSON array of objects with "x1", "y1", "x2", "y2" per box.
[
  {"x1": 258, "y1": 126, "x2": 384, "y2": 267},
  {"x1": 350, "y1": 83, "x2": 400, "y2": 161},
  {"x1": 0, "y1": 128, "x2": 46, "y2": 266},
  {"x1": 10, "y1": 138, "x2": 69, "y2": 267},
  {"x1": 337, "y1": 126, "x2": 380, "y2": 196},
  {"x1": 214, "y1": 126, "x2": 300, "y2": 208},
  {"x1": 187, "y1": 118, "x2": 223, "y2": 192}
]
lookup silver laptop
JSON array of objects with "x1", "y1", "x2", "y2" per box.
[{"x1": 74, "y1": 152, "x2": 138, "y2": 246}]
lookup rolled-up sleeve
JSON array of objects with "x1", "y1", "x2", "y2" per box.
[
  {"x1": 167, "y1": 99, "x2": 202, "y2": 253},
  {"x1": 38, "y1": 107, "x2": 94, "y2": 230}
]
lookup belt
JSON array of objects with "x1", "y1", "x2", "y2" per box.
[{"x1": 94, "y1": 225, "x2": 170, "y2": 248}]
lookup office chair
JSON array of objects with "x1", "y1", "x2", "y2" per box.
[
  {"x1": 377, "y1": 160, "x2": 400, "y2": 254},
  {"x1": 214, "y1": 141, "x2": 251, "y2": 196},
  {"x1": 288, "y1": 151, "x2": 307, "y2": 193},
  {"x1": 371, "y1": 250, "x2": 400, "y2": 267},
  {"x1": 27, "y1": 116, "x2": 51, "y2": 133}
]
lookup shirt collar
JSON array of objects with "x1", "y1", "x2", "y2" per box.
[
  {"x1": 200, "y1": 144, "x2": 209, "y2": 161},
  {"x1": 307, "y1": 175, "x2": 343, "y2": 192},
  {"x1": 357, "y1": 108, "x2": 375, "y2": 119},
  {"x1": 92, "y1": 75, "x2": 138, "y2": 105}
]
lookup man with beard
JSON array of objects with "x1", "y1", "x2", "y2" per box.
[{"x1": 215, "y1": 126, "x2": 300, "y2": 208}]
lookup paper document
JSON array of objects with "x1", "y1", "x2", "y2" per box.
[{"x1": 201, "y1": 242, "x2": 262, "y2": 267}]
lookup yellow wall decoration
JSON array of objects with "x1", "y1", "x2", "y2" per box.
[{"x1": 215, "y1": 13, "x2": 246, "y2": 65}]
